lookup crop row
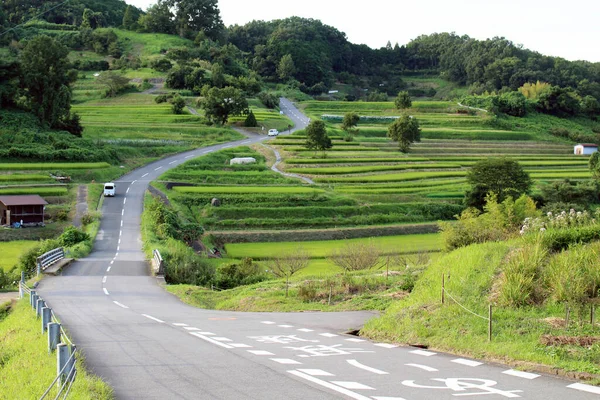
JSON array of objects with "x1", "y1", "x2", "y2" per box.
[
  {"x1": 173, "y1": 186, "x2": 324, "y2": 194},
  {"x1": 0, "y1": 162, "x2": 110, "y2": 170},
  {"x1": 287, "y1": 163, "x2": 461, "y2": 175},
  {"x1": 0, "y1": 187, "x2": 69, "y2": 196},
  {"x1": 0, "y1": 174, "x2": 52, "y2": 182}
]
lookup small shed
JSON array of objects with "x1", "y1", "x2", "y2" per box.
[
  {"x1": 0, "y1": 195, "x2": 48, "y2": 226},
  {"x1": 574, "y1": 143, "x2": 598, "y2": 155},
  {"x1": 230, "y1": 157, "x2": 256, "y2": 166}
]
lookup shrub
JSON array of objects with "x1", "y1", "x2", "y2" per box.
[
  {"x1": 170, "y1": 95, "x2": 186, "y2": 115},
  {"x1": 244, "y1": 110, "x2": 258, "y2": 127},
  {"x1": 80, "y1": 212, "x2": 98, "y2": 226},
  {"x1": 59, "y1": 226, "x2": 90, "y2": 247},
  {"x1": 258, "y1": 92, "x2": 279, "y2": 109},
  {"x1": 162, "y1": 239, "x2": 215, "y2": 285},
  {"x1": 215, "y1": 258, "x2": 268, "y2": 289}
]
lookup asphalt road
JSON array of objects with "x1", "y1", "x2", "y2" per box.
[{"x1": 37, "y1": 100, "x2": 600, "y2": 399}]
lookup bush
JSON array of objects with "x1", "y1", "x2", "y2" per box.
[
  {"x1": 80, "y1": 212, "x2": 98, "y2": 226},
  {"x1": 59, "y1": 226, "x2": 90, "y2": 247},
  {"x1": 244, "y1": 110, "x2": 258, "y2": 127},
  {"x1": 170, "y1": 95, "x2": 186, "y2": 114},
  {"x1": 17, "y1": 238, "x2": 61, "y2": 275},
  {"x1": 215, "y1": 258, "x2": 268, "y2": 289},
  {"x1": 257, "y1": 92, "x2": 279, "y2": 109},
  {"x1": 150, "y1": 58, "x2": 173, "y2": 72},
  {"x1": 162, "y1": 240, "x2": 215, "y2": 285}
]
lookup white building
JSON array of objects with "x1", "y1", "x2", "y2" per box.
[{"x1": 574, "y1": 143, "x2": 598, "y2": 155}]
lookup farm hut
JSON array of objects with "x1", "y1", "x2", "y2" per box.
[
  {"x1": 230, "y1": 157, "x2": 257, "y2": 166},
  {"x1": 0, "y1": 195, "x2": 48, "y2": 226},
  {"x1": 574, "y1": 143, "x2": 598, "y2": 155}
]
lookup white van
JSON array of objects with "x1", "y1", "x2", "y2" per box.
[{"x1": 104, "y1": 182, "x2": 116, "y2": 197}]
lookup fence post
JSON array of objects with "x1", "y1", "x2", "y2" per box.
[
  {"x1": 36, "y1": 298, "x2": 45, "y2": 318},
  {"x1": 441, "y1": 273, "x2": 445, "y2": 304},
  {"x1": 565, "y1": 305, "x2": 570, "y2": 328},
  {"x1": 328, "y1": 284, "x2": 333, "y2": 306},
  {"x1": 19, "y1": 272, "x2": 25, "y2": 299},
  {"x1": 488, "y1": 304, "x2": 493, "y2": 342},
  {"x1": 57, "y1": 343, "x2": 70, "y2": 387},
  {"x1": 42, "y1": 307, "x2": 51, "y2": 334},
  {"x1": 591, "y1": 304, "x2": 595, "y2": 327},
  {"x1": 48, "y1": 322, "x2": 61, "y2": 352},
  {"x1": 66, "y1": 345, "x2": 77, "y2": 383},
  {"x1": 37, "y1": 260, "x2": 41, "y2": 276},
  {"x1": 31, "y1": 291, "x2": 38, "y2": 310}
]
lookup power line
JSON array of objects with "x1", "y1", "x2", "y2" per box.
[{"x1": 0, "y1": 0, "x2": 72, "y2": 37}]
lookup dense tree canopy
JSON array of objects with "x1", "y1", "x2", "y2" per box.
[
  {"x1": 199, "y1": 86, "x2": 248, "y2": 125},
  {"x1": 305, "y1": 120, "x2": 332, "y2": 152},
  {"x1": 387, "y1": 114, "x2": 421, "y2": 152}
]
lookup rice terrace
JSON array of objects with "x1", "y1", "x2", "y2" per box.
[{"x1": 2, "y1": 0, "x2": 600, "y2": 399}]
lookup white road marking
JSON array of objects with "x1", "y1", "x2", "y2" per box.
[
  {"x1": 230, "y1": 343, "x2": 252, "y2": 348},
  {"x1": 121, "y1": 209, "x2": 124, "y2": 216},
  {"x1": 567, "y1": 383, "x2": 600, "y2": 394},
  {"x1": 132, "y1": 180, "x2": 136, "y2": 184},
  {"x1": 331, "y1": 381, "x2": 374, "y2": 390},
  {"x1": 142, "y1": 314, "x2": 165, "y2": 323},
  {"x1": 113, "y1": 301, "x2": 128, "y2": 309},
  {"x1": 261, "y1": 321, "x2": 276, "y2": 324},
  {"x1": 347, "y1": 360, "x2": 388, "y2": 375},
  {"x1": 372, "y1": 397, "x2": 407, "y2": 400},
  {"x1": 196, "y1": 331, "x2": 215, "y2": 335},
  {"x1": 118, "y1": 239, "x2": 121, "y2": 244},
  {"x1": 185, "y1": 155, "x2": 193, "y2": 159},
  {"x1": 106, "y1": 267, "x2": 111, "y2": 272},
  {"x1": 222, "y1": 145, "x2": 232, "y2": 148},
  {"x1": 247, "y1": 350, "x2": 274, "y2": 356},
  {"x1": 212, "y1": 337, "x2": 233, "y2": 342},
  {"x1": 117, "y1": 246, "x2": 120, "y2": 251},
  {"x1": 154, "y1": 166, "x2": 162, "y2": 171},
  {"x1": 452, "y1": 358, "x2": 483, "y2": 367},
  {"x1": 126, "y1": 187, "x2": 130, "y2": 194},
  {"x1": 374, "y1": 343, "x2": 398, "y2": 349},
  {"x1": 190, "y1": 332, "x2": 233, "y2": 349},
  {"x1": 270, "y1": 358, "x2": 301, "y2": 365},
  {"x1": 288, "y1": 371, "x2": 372, "y2": 400},
  {"x1": 184, "y1": 327, "x2": 201, "y2": 331},
  {"x1": 297, "y1": 369, "x2": 334, "y2": 377},
  {"x1": 278, "y1": 325, "x2": 293, "y2": 328},
  {"x1": 345, "y1": 338, "x2": 366, "y2": 343},
  {"x1": 502, "y1": 369, "x2": 540, "y2": 379},
  {"x1": 169, "y1": 160, "x2": 178, "y2": 164},
  {"x1": 142, "y1": 173, "x2": 149, "y2": 178},
  {"x1": 319, "y1": 333, "x2": 338, "y2": 338},
  {"x1": 120, "y1": 220, "x2": 123, "y2": 227},
  {"x1": 123, "y1": 198, "x2": 126, "y2": 205},
  {"x1": 405, "y1": 363, "x2": 438, "y2": 372},
  {"x1": 102, "y1": 276, "x2": 107, "y2": 284},
  {"x1": 119, "y1": 230, "x2": 122, "y2": 236},
  {"x1": 410, "y1": 349, "x2": 436, "y2": 356},
  {"x1": 115, "y1": 252, "x2": 119, "y2": 257},
  {"x1": 172, "y1": 323, "x2": 188, "y2": 327},
  {"x1": 241, "y1": 140, "x2": 251, "y2": 144},
  {"x1": 297, "y1": 328, "x2": 314, "y2": 332},
  {"x1": 103, "y1": 288, "x2": 109, "y2": 295}
]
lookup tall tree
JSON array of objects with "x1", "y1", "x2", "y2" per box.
[
  {"x1": 277, "y1": 54, "x2": 296, "y2": 81},
  {"x1": 166, "y1": 0, "x2": 224, "y2": 40},
  {"x1": 387, "y1": 114, "x2": 421, "y2": 152},
  {"x1": 394, "y1": 91, "x2": 412, "y2": 109},
  {"x1": 122, "y1": 5, "x2": 136, "y2": 30},
  {"x1": 305, "y1": 120, "x2": 332, "y2": 153},
  {"x1": 138, "y1": 0, "x2": 176, "y2": 34},
  {"x1": 199, "y1": 86, "x2": 248, "y2": 125},
  {"x1": 341, "y1": 112, "x2": 359, "y2": 135},
  {"x1": 19, "y1": 35, "x2": 78, "y2": 130},
  {"x1": 465, "y1": 158, "x2": 532, "y2": 209}
]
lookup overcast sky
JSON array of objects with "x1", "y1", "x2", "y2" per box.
[{"x1": 125, "y1": 0, "x2": 600, "y2": 62}]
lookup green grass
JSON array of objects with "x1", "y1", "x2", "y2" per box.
[
  {"x1": 0, "y1": 241, "x2": 38, "y2": 273},
  {"x1": 108, "y1": 28, "x2": 193, "y2": 57},
  {"x1": 315, "y1": 171, "x2": 468, "y2": 183},
  {"x1": 0, "y1": 174, "x2": 52, "y2": 182},
  {"x1": 0, "y1": 163, "x2": 110, "y2": 170},
  {"x1": 287, "y1": 163, "x2": 461, "y2": 175},
  {"x1": 173, "y1": 186, "x2": 323, "y2": 194},
  {"x1": 224, "y1": 233, "x2": 442, "y2": 259},
  {"x1": 0, "y1": 299, "x2": 113, "y2": 399},
  {"x1": 0, "y1": 187, "x2": 69, "y2": 196}
]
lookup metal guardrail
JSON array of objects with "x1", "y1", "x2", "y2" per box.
[
  {"x1": 19, "y1": 276, "x2": 78, "y2": 399},
  {"x1": 37, "y1": 248, "x2": 65, "y2": 274},
  {"x1": 153, "y1": 249, "x2": 164, "y2": 275}
]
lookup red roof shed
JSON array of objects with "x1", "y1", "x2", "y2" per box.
[{"x1": 0, "y1": 195, "x2": 48, "y2": 226}]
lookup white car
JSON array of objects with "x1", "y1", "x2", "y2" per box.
[
  {"x1": 103, "y1": 182, "x2": 116, "y2": 197},
  {"x1": 268, "y1": 129, "x2": 279, "y2": 136}
]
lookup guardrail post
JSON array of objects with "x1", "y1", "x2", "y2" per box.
[
  {"x1": 37, "y1": 260, "x2": 41, "y2": 276},
  {"x1": 66, "y1": 345, "x2": 77, "y2": 383},
  {"x1": 31, "y1": 291, "x2": 38, "y2": 310},
  {"x1": 19, "y1": 272, "x2": 25, "y2": 299},
  {"x1": 36, "y1": 298, "x2": 45, "y2": 318},
  {"x1": 48, "y1": 322, "x2": 61, "y2": 352},
  {"x1": 57, "y1": 343, "x2": 70, "y2": 386},
  {"x1": 42, "y1": 307, "x2": 51, "y2": 334}
]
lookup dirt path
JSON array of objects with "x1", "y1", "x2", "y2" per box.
[
  {"x1": 72, "y1": 185, "x2": 88, "y2": 227},
  {"x1": 259, "y1": 143, "x2": 314, "y2": 184}
]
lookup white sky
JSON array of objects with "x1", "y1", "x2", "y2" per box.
[{"x1": 125, "y1": 0, "x2": 600, "y2": 62}]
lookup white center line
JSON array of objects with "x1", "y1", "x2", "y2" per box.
[
  {"x1": 270, "y1": 358, "x2": 302, "y2": 365},
  {"x1": 118, "y1": 238, "x2": 121, "y2": 244},
  {"x1": 169, "y1": 160, "x2": 178, "y2": 164},
  {"x1": 131, "y1": 180, "x2": 136, "y2": 184},
  {"x1": 287, "y1": 371, "x2": 371, "y2": 400},
  {"x1": 126, "y1": 187, "x2": 130, "y2": 194},
  {"x1": 142, "y1": 314, "x2": 165, "y2": 323},
  {"x1": 185, "y1": 155, "x2": 193, "y2": 159},
  {"x1": 405, "y1": 363, "x2": 438, "y2": 372},
  {"x1": 347, "y1": 360, "x2": 388, "y2": 375},
  {"x1": 110, "y1": 260, "x2": 114, "y2": 265},
  {"x1": 155, "y1": 166, "x2": 162, "y2": 171},
  {"x1": 103, "y1": 288, "x2": 109, "y2": 295},
  {"x1": 102, "y1": 276, "x2": 107, "y2": 284},
  {"x1": 113, "y1": 301, "x2": 128, "y2": 309},
  {"x1": 116, "y1": 246, "x2": 120, "y2": 251},
  {"x1": 119, "y1": 230, "x2": 122, "y2": 236},
  {"x1": 121, "y1": 209, "x2": 124, "y2": 216},
  {"x1": 297, "y1": 369, "x2": 334, "y2": 377},
  {"x1": 142, "y1": 173, "x2": 149, "y2": 178},
  {"x1": 106, "y1": 266, "x2": 111, "y2": 272},
  {"x1": 410, "y1": 349, "x2": 436, "y2": 356},
  {"x1": 502, "y1": 369, "x2": 540, "y2": 380},
  {"x1": 374, "y1": 343, "x2": 397, "y2": 349},
  {"x1": 115, "y1": 252, "x2": 119, "y2": 257},
  {"x1": 222, "y1": 145, "x2": 232, "y2": 148},
  {"x1": 172, "y1": 323, "x2": 188, "y2": 327},
  {"x1": 247, "y1": 350, "x2": 274, "y2": 356},
  {"x1": 123, "y1": 198, "x2": 126, "y2": 205},
  {"x1": 330, "y1": 381, "x2": 374, "y2": 390},
  {"x1": 261, "y1": 321, "x2": 276, "y2": 325},
  {"x1": 120, "y1": 220, "x2": 123, "y2": 227},
  {"x1": 189, "y1": 332, "x2": 233, "y2": 349}
]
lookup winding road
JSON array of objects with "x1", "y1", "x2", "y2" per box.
[{"x1": 37, "y1": 100, "x2": 600, "y2": 399}]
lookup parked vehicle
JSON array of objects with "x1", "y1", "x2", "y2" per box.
[
  {"x1": 104, "y1": 182, "x2": 116, "y2": 197},
  {"x1": 268, "y1": 129, "x2": 279, "y2": 136}
]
